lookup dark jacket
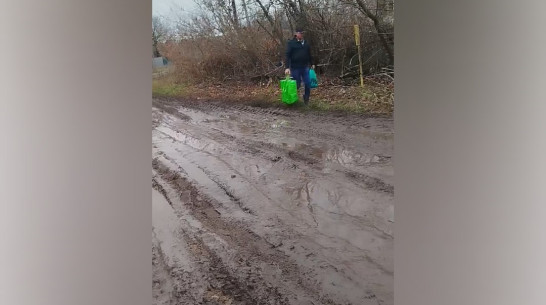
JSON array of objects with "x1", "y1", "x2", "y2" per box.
[{"x1": 285, "y1": 38, "x2": 313, "y2": 69}]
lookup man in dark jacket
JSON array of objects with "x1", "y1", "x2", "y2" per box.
[{"x1": 285, "y1": 29, "x2": 314, "y2": 105}]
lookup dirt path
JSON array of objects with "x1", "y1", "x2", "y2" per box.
[{"x1": 152, "y1": 98, "x2": 394, "y2": 305}]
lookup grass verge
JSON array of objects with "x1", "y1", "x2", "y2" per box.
[{"x1": 152, "y1": 71, "x2": 393, "y2": 115}]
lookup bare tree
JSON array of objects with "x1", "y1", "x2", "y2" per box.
[
  {"x1": 254, "y1": 0, "x2": 283, "y2": 45},
  {"x1": 231, "y1": 0, "x2": 239, "y2": 27},
  {"x1": 241, "y1": 0, "x2": 250, "y2": 26},
  {"x1": 152, "y1": 16, "x2": 168, "y2": 57},
  {"x1": 164, "y1": 0, "x2": 394, "y2": 81},
  {"x1": 341, "y1": 0, "x2": 394, "y2": 66}
]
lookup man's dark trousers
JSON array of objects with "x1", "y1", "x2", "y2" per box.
[{"x1": 290, "y1": 67, "x2": 311, "y2": 103}]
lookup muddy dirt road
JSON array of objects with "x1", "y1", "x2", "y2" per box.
[{"x1": 152, "y1": 98, "x2": 393, "y2": 305}]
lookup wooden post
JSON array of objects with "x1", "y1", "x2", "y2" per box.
[{"x1": 354, "y1": 24, "x2": 364, "y2": 87}]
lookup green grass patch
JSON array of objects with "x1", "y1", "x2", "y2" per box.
[
  {"x1": 306, "y1": 98, "x2": 371, "y2": 114},
  {"x1": 152, "y1": 80, "x2": 187, "y2": 97}
]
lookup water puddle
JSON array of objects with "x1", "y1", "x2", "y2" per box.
[
  {"x1": 237, "y1": 123, "x2": 261, "y2": 136},
  {"x1": 155, "y1": 126, "x2": 225, "y2": 155},
  {"x1": 324, "y1": 147, "x2": 385, "y2": 166},
  {"x1": 152, "y1": 188, "x2": 195, "y2": 271},
  {"x1": 294, "y1": 143, "x2": 325, "y2": 159},
  {"x1": 269, "y1": 137, "x2": 386, "y2": 168},
  {"x1": 271, "y1": 119, "x2": 289, "y2": 129}
]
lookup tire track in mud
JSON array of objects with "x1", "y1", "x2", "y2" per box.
[
  {"x1": 156, "y1": 128, "x2": 388, "y2": 239},
  {"x1": 162, "y1": 144, "x2": 258, "y2": 217},
  {"x1": 155, "y1": 107, "x2": 393, "y2": 242},
  {"x1": 166, "y1": 120, "x2": 393, "y2": 196},
  {"x1": 152, "y1": 238, "x2": 180, "y2": 305},
  {"x1": 154, "y1": 174, "x2": 276, "y2": 305},
  {"x1": 153, "y1": 97, "x2": 392, "y2": 130},
  {"x1": 218, "y1": 130, "x2": 393, "y2": 195},
  {"x1": 153, "y1": 99, "x2": 394, "y2": 305},
  {"x1": 152, "y1": 220, "x2": 203, "y2": 304},
  {"x1": 154, "y1": 98, "x2": 393, "y2": 170},
  {"x1": 154, "y1": 129, "x2": 260, "y2": 217},
  {"x1": 184, "y1": 231, "x2": 270, "y2": 305},
  {"x1": 153, "y1": 177, "x2": 174, "y2": 208},
  {"x1": 153, "y1": 99, "x2": 191, "y2": 121},
  {"x1": 157, "y1": 133, "x2": 393, "y2": 252},
  {"x1": 344, "y1": 171, "x2": 394, "y2": 195},
  {"x1": 154, "y1": 129, "x2": 310, "y2": 223},
  {"x1": 152, "y1": 158, "x2": 341, "y2": 305},
  {"x1": 153, "y1": 206, "x2": 263, "y2": 305},
  {"x1": 195, "y1": 164, "x2": 257, "y2": 216},
  {"x1": 154, "y1": 107, "x2": 393, "y2": 238}
]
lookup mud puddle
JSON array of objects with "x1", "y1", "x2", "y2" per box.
[{"x1": 152, "y1": 98, "x2": 394, "y2": 305}]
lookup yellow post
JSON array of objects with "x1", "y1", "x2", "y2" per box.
[{"x1": 354, "y1": 24, "x2": 364, "y2": 87}]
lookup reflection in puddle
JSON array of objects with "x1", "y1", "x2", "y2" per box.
[
  {"x1": 267, "y1": 133, "x2": 387, "y2": 168},
  {"x1": 324, "y1": 147, "x2": 384, "y2": 166},
  {"x1": 155, "y1": 126, "x2": 224, "y2": 154},
  {"x1": 294, "y1": 143, "x2": 325, "y2": 160},
  {"x1": 152, "y1": 189, "x2": 199, "y2": 270},
  {"x1": 238, "y1": 124, "x2": 258, "y2": 135},
  {"x1": 278, "y1": 141, "x2": 386, "y2": 167},
  {"x1": 179, "y1": 108, "x2": 211, "y2": 123},
  {"x1": 271, "y1": 120, "x2": 289, "y2": 128},
  {"x1": 269, "y1": 137, "x2": 299, "y2": 149}
]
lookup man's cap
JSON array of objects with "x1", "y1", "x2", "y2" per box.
[{"x1": 295, "y1": 28, "x2": 304, "y2": 33}]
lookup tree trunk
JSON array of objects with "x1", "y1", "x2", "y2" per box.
[
  {"x1": 153, "y1": 36, "x2": 161, "y2": 57},
  {"x1": 241, "y1": 0, "x2": 250, "y2": 26},
  {"x1": 254, "y1": 0, "x2": 284, "y2": 47},
  {"x1": 354, "y1": 0, "x2": 394, "y2": 66},
  {"x1": 231, "y1": 0, "x2": 239, "y2": 27}
]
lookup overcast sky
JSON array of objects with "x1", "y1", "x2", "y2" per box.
[{"x1": 153, "y1": 0, "x2": 197, "y2": 20}]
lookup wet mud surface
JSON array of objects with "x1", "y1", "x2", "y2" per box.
[{"x1": 152, "y1": 98, "x2": 394, "y2": 305}]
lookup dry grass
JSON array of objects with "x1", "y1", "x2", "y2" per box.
[{"x1": 152, "y1": 70, "x2": 393, "y2": 115}]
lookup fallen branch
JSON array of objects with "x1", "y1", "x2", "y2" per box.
[{"x1": 250, "y1": 65, "x2": 284, "y2": 80}]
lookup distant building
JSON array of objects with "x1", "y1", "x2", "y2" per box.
[{"x1": 153, "y1": 57, "x2": 170, "y2": 69}]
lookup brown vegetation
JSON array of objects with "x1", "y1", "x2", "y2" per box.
[{"x1": 153, "y1": 0, "x2": 394, "y2": 114}]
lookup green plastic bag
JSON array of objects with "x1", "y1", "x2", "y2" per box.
[
  {"x1": 280, "y1": 75, "x2": 298, "y2": 104},
  {"x1": 309, "y1": 68, "x2": 318, "y2": 88}
]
